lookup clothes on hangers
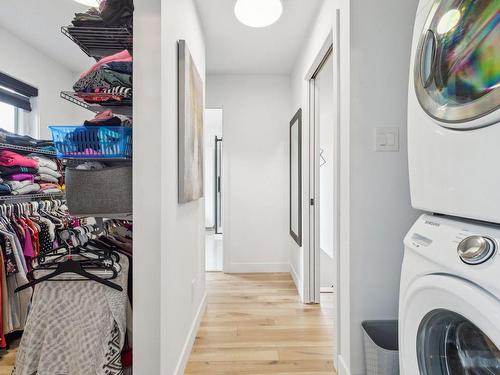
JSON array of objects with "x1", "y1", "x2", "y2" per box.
[{"x1": 12, "y1": 219, "x2": 133, "y2": 375}]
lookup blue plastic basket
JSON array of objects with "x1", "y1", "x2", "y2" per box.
[{"x1": 49, "y1": 126, "x2": 132, "y2": 159}]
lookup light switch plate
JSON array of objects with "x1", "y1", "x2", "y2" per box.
[{"x1": 374, "y1": 127, "x2": 399, "y2": 152}]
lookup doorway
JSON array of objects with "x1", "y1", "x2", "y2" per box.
[{"x1": 205, "y1": 108, "x2": 224, "y2": 271}]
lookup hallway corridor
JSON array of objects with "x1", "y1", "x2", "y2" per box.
[{"x1": 185, "y1": 273, "x2": 336, "y2": 374}]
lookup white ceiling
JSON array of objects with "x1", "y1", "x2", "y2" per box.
[
  {"x1": 0, "y1": 0, "x2": 94, "y2": 74},
  {"x1": 195, "y1": 0, "x2": 323, "y2": 75}
]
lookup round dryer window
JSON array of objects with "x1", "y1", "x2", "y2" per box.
[
  {"x1": 414, "y1": 0, "x2": 500, "y2": 126},
  {"x1": 417, "y1": 309, "x2": 500, "y2": 374}
]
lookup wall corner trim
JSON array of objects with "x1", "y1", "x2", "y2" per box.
[
  {"x1": 338, "y1": 354, "x2": 352, "y2": 375},
  {"x1": 289, "y1": 263, "x2": 303, "y2": 301},
  {"x1": 173, "y1": 292, "x2": 208, "y2": 375}
]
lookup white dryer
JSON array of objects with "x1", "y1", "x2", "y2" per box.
[
  {"x1": 408, "y1": 0, "x2": 500, "y2": 223},
  {"x1": 400, "y1": 214, "x2": 500, "y2": 374}
]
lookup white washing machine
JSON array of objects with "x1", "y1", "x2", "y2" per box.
[
  {"x1": 400, "y1": 214, "x2": 500, "y2": 374},
  {"x1": 408, "y1": 0, "x2": 500, "y2": 223}
]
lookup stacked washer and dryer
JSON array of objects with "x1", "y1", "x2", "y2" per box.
[{"x1": 400, "y1": 0, "x2": 500, "y2": 374}]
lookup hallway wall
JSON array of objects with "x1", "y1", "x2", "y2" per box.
[
  {"x1": 134, "y1": 0, "x2": 206, "y2": 374},
  {"x1": 207, "y1": 74, "x2": 291, "y2": 272},
  {"x1": 348, "y1": 0, "x2": 419, "y2": 373}
]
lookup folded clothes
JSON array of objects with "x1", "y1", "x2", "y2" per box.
[
  {"x1": 79, "y1": 50, "x2": 132, "y2": 79},
  {"x1": 0, "y1": 183, "x2": 11, "y2": 195},
  {"x1": 0, "y1": 150, "x2": 38, "y2": 168},
  {"x1": 28, "y1": 155, "x2": 58, "y2": 171},
  {"x1": 6, "y1": 174, "x2": 35, "y2": 182},
  {"x1": 84, "y1": 110, "x2": 122, "y2": 126},
  {"x1": 0, "y1": 128, "x2": 53, "y2": 149},
  {"x1": 38, "y1": 183, "x2": 62, "y2": 191},
  {"x1": 100, "y1": 0, "x2": 134, "y2": 27},
  {"x1": 11, "y1": 183, "x2": 40, "y2": 196},
  {"x1": 75, "y1": 93, "x2": 125, "y2": 104},
  {"x1": 35, "y1": 174, "x2": 59, "y2": 184},
  {"x1": 40, "y1": 188, "x2": 61, "y2": 194},
  {"x1": 6, "y1": 180, "x2": 32, "y2": 191},
  {"x1": 74, "y1": 67, "x2": 132, "y2": 93},
  {"x1": 0, "y1": 166, "x2": 37, "y2": 176},
  {"x1": 105, "y1": 62, "x2": 132, "y2": 75},
  {"x1": 37, "y1": 167, "x2": 62, "y2": 179}
]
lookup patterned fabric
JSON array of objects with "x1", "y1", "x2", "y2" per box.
[
  {"x1": 103, "y1": 322, "x2": 124, "y2": 375},
  {"x1": 12, "y1": 255, "x2": 129, "y2": 375}
]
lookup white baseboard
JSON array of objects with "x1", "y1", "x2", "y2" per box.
[
  {"x1": 289, "y1": 263, "x2": 303, "y2": 300},
  {"x1": 338, "y1": 354, "x2": 351, "y2": 375},
  {"x1": 228, "y1": 262, "x2": 290, "y2": 273},
  {"x1": 173, "y1": 292, "x2": 207, "y2": 375}
]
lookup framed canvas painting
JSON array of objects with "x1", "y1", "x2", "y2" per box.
[{"x1": 178, "y1": 39, "x2": 204, "y2": 203}]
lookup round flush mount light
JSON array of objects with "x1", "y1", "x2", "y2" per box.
[
  {"x1": 234, "y1": 0, "x2": 283, "y2": 28},
  {"x1": 73, "y1": 0, "x2": 100, "y2": 7}
]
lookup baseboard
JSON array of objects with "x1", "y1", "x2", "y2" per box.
[
  {"x1": 173, "y1": 292, "x2": 207, "y2": 375},
  {"x1": 229, "y1": 262, "x2": 290, "y2": 273},
  {"x1": 338, "y1": 354, "x2": 351, "y2": 375},
  {"x1": 289, "y1": 263, "x2": 303, "y2": 300}
]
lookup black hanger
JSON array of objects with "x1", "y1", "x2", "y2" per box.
[{"x1": 15, "y1": 259, "x2": 122, "y2": 293}]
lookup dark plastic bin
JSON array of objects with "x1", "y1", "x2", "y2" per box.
[{"x1": 362, "y1": 320, "x2": 399, "y2": 375}]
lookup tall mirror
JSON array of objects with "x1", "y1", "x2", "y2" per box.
[{"x1": 290, "y1": 108, "x2": 302, "y2": 246}]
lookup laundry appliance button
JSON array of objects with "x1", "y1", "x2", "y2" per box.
[{"x1": 457, "y1": 236, "x2": 496, "y2": 265}]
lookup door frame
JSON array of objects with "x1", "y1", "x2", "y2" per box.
[
  {"x1": 302, "y1": 24, "x2": 342, "y2": 369},
  {"x1": 205, "y1": 107, "x2": 226, "y2": 272}
]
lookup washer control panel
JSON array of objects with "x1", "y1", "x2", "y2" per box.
[{"x1": 457, "y1": 236, "x2": 496, "y2": 265}]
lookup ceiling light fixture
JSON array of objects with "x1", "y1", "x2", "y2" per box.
[
  {"x1": 234, "y1": 0, "x2": 283, "y2": 28},
  {"x1": 73, "y1": 0, "x2": 100, "y2": 7}
]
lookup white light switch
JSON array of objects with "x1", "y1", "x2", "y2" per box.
[{"x1": 375, "y1": 127, "x2": 399, "y2": 152}]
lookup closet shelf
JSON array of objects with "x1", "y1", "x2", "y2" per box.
[
  {"x1": 0, "y1": 143, "x2": 57, "y2": 156},
  {"x1": 60, "y1": 91, "x2": 132, "y2": 117},
  {"x1": 61, "y1": 26, "x2": 132, "y2": 60},
  {"x1": 0, "y1": 192, "x2": 65, "y2": 203}
]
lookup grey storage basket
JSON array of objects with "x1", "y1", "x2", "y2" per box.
[
  {"x1": 362, "y1": 320, "x2": 399, "y2": 375},
  {"x1": 65, "y1": 165, "x2": 132, "y2": 218}
]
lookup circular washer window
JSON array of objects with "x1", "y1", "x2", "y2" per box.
[
  {"x1": 417, "y1": 309, "x2": 500, "y2": 374},
  {"x1": 414, "y1": 0, "x2": 500, "y2": 125}
]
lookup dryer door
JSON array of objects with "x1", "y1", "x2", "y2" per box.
[
  {"x1": 418, "y1": 310, "x2": 500, "y2": 374},
  {"x1": 414, "y1": 0, "x2": 499, "y2": 128},
  {"x1": 400, "y1": 275, "x2": 500, "y2": 375}
]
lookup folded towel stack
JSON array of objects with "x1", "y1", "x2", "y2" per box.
[{"x1": 0, "y1": 150, "x2": 64, "y2": 196}]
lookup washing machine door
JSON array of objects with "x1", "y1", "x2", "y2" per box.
[
  {"x1": 400, "y1": 274, "x2": 500, "y2": 374},
  {"x1": 414, "y1": 0, "x2": 499, "y2": 129}
]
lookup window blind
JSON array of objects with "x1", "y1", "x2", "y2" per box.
[{"x1": 0, "y1": 72, "x2": 38, "y2": 112}]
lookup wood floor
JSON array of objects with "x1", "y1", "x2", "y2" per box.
[
  {"x1": 185, "y1": 272, "x2": 336, "y2": 375},
  {"x1": 0, "y1": 335, "x2": 20, "y2": 375}
]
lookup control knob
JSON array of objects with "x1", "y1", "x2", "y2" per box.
[{"x1": 457, "y1": 236, "x2": 496, "y2": 265}]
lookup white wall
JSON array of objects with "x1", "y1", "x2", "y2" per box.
[
  {"x1": 204, "y1": 109, "x2": 223, "y2": 228},
  {"x1": 0, "y1": 25, "x2": 88, "y2": 138},
  {"x1": 134, "y1": 0, "x2": 206, "y2": 374},
  {"x1": 207, "y1": 74, "x2": 291, "y2": 273},
  {"x1": 133, "y1": 1, "x2": 162, "y2": 374},
  {"x1": 348, "y1": 0, "x2": 419, "y2": 373},
  {"x1": 292, "y1": 0, "x2": 418, "y2": 373},
  {"x1": 163, "y1": 0, "x2": 207, "y2": 374}
]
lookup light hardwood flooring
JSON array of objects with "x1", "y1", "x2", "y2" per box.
[
  {"x1": 185, "y1": 272, "x2": 336, "y2": 375},
  {"x1": 0, "y1": 335, "x2": 20, "y2": 375}
]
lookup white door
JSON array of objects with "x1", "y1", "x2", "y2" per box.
[{"x1": 400, "y1": 274, "x2": 500, "y2": 374}]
